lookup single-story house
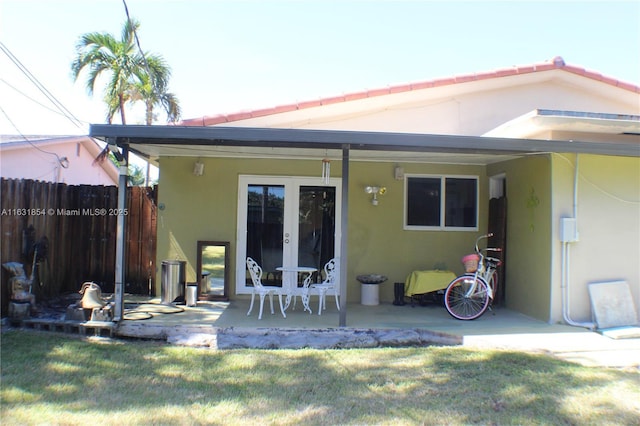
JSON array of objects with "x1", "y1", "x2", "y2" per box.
[
  {"x1": 0, "y1": 135, "x2": 118, "y2": 185},
  {"x1": 90, "y1": 57, "x2": 639, "y2": 327}
]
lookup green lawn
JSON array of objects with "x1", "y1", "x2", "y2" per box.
[{"x1": 1, "y1": 330, "x2": 638, "y2": 425}]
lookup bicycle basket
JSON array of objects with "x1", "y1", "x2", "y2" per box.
[{"x1": 461, "y1": 254, "x2": 479, "y2": 273}]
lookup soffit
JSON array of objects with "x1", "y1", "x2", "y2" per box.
[{"x1": 131, "y1": 144, "x2": 518, "y2": 165}]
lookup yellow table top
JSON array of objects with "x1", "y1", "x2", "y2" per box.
[{"x1": 404, "y1": 270, "x2": 457, "y2": 296}]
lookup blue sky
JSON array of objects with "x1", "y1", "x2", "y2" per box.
[{"x1": 1, "y1": 0, "x2": 639, "y2": 136}]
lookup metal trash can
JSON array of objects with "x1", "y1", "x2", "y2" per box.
[
  {"x1": 161, "y1": 260, "x2": 186, "y2": 304},
  {"x1": 361, "y1": 283, "x2": 380, "y2": 306},
  {"x1": 356, "y1": 275, "x2": 387, "y2": 306},
  {"x1": 186, "y1": 283, "x2": 198, "y2": 307}
]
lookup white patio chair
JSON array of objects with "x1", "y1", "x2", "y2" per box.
[
  {"x1": 246, "y1": 257, "x2": 287, "y2": 319},
  {"x1": 310, "y1": 258, "x2": 340, "y2": 315}
]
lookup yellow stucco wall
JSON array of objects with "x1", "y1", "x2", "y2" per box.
[
  {"x1": 155, "y1": 152, "x2": 638, "y2": 324},
  {"x1": 157, "y1": 157, "x2": 323, "y2": 288},
  {"x1": 156, "y1": 156, "x2": 488, "y2": 303},
  {"x1": 488, "y1": 155, "x2": 553, "y2": 321},
  {"x1": 550, "y1": 153, "x2": 640, "y2": 324},
  {"x1": 347, "y1": 162, "x2": 488, "y2": 303}
]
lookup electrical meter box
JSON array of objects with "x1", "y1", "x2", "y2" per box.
[{"x1": 560, "y1": 217, "x2": 578, "y2": 242}]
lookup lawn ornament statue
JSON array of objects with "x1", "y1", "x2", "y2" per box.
[
  {"x1": 4, "y1": 234, "x2": 49, "y2": 320},
  {"x1": 80, "y1": 282, "x2": 106, "y2": 309},
  {"x1": 2, "y1": 262, "x2": 36, "y2": 319}
]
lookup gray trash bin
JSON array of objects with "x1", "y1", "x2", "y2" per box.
[
  {"x1": 186, "y1": 283, "x2": 198, "y2": 307},
  {"x1": 161, "y1": 260, "x2": 186, "y2": 304}
]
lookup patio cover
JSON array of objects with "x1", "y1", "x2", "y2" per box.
[{"x1": 90, "y1": 124, "x2": 640, "y2": 326}]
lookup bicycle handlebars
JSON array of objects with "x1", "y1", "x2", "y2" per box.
[
  {"x1": 474, "y1": 233, "x2": 492, "y2": 254},
  {"x1": 474, "y1": 233, "x2": 502, "y2": 258}
]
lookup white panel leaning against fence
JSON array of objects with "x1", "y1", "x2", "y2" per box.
[
  {"x1": 310, "y1": 258, "x2": 340, "y2": 316},
  {"x1": 246, "y1": 257, "x2": 287, "y2": 319}
]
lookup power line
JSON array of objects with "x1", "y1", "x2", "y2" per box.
[
  {"x1": 0, "y1": 78, "x2": 91, "y2": 126},
  {"x1": 0, "y1": 41, "x2": 82, "y2": 128},
  {"x1": 122, "y1": 0, "x2": 153, "y2": 82}
]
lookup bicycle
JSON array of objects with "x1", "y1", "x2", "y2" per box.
[{"x1": 444, "y1": 233, "x2": 502, "y2": 320}]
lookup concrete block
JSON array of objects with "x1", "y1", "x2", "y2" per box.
[
  {"x1": 9, "y1": 302, "x2": 30, "y2": 320},
  {"x1": 65, "y1": 306, "x2": 88, "y2": 321},
  {"x1": 588, "y1": 280, "x2": 638, "y2": 329}
]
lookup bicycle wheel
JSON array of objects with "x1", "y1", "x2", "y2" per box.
[{"x1": 444, "y1": 275, "x2": 491, "y2": 320}]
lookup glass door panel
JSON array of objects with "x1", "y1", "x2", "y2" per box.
[
  {"x1": 246, "y1": 184, "x2": 284, "y2": 287},
  {"x1": 298, "y1": 186, "x2": 336, "y2": 279}
]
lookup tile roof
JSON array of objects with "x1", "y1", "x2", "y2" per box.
[{"x1": 179, "y1": 56, "x2": 640, "y2": 127}]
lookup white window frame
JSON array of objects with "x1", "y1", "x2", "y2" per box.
[{"x1": 403, "y1": 174, "x2": 479, "y2": 231}]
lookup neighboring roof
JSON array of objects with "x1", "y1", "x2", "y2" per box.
[
  {"x1": 179, "y1": 56, "x2": 640, "y2": 127},
  {"x1": 0, "y1": 135, "x2": 119, "y2": 184}
]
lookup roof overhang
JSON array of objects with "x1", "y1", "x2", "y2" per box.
[
  {"x1": 89, "y1": 124, "x2": 640, "y2": 166},
  {"x1": 485, "y1": 109, "x2": 640, "y2": 139}
]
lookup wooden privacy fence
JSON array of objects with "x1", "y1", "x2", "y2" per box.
[{"x1": 1, "y1": 179, "x2": 157, "y2": 313}]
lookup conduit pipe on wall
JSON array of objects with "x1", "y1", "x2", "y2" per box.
[
  {"x1": 560, "y1": 154, "x2": 595, "y2": 330},
  {"x1": 561, "y1": 241, "x2": 594, "y2": 329}
]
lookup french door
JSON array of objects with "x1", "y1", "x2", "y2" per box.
[{"x1": 236, "y1": 175, "x2": 341, "y2": 294}]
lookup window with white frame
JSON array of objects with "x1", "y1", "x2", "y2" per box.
[{"x1": 404, "y1": 175, "x2": 478, "y2": 230}]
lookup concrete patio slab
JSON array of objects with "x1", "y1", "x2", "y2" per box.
[{"x1": 111, "y1": 298, "x2": 640, "y2": 369}]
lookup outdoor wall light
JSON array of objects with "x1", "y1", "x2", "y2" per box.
[
  {"x1": 193, "y1": 160, "x2": 204, "y2": 176},
  {"x1": 364, "y1": 186, "x2": 386, "y2": 205},
  {"x1": 394, "y1": 164, "x2": 404, "y2": 180}
]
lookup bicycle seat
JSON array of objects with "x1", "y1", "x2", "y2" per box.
[{"x1": 485, "y1": 257, "x2": 502, "y2": 267}]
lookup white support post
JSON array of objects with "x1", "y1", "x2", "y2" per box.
[{"x1": 112, "y1": 140, "x2": 128, "y2": 322}]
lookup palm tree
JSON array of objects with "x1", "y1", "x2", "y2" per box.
[
  {"x1": 127, "y1": 164, "x2": 146, "y2": 186},
  {"x1": 72, "y1": 19, "x2": 145, "y2": 124},
  {"x1": 127, "y1": 55, "x2": 181, "y2": 124},
  {"x1": 72, "y1": 18, "x2": 180, "y2": 125}
]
